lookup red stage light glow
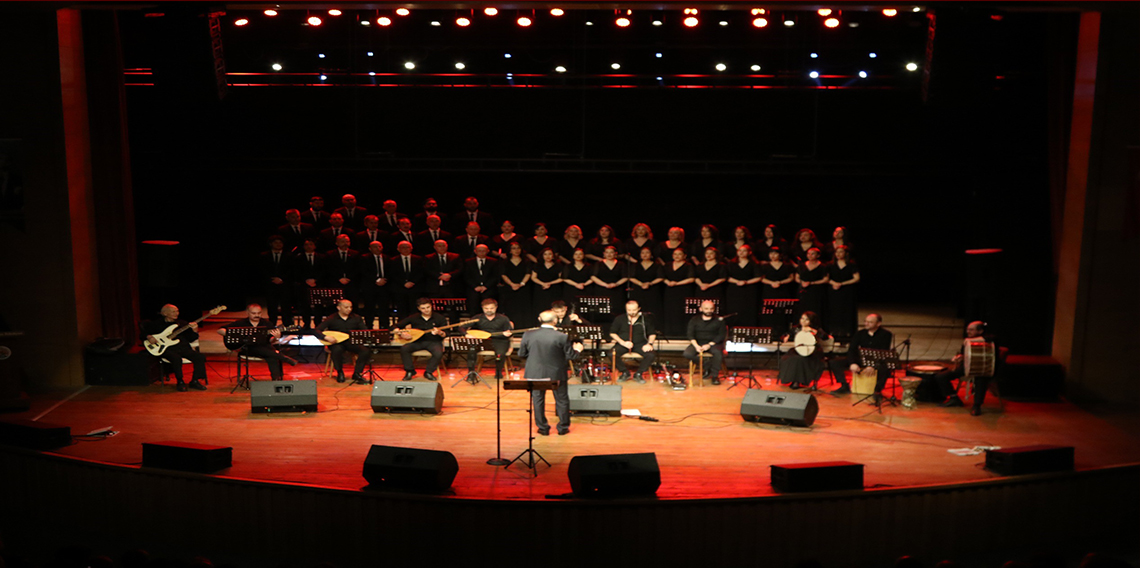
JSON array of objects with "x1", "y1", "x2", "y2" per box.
[
  {"x1": 328, "y1": 9, "x2": 342, "y2": 16},
  {"x1": 752, "y1": 17, "x2": 768, "y2": 28},
  {"x1": 263, "y1": 9, "x2": 277, "y2": 17},
  {"x1": 234, "y1": 18, "x2": 249, "y2": 26},
  {"x1": 883, "y1": 8, "x2": 898, "y2": 17},
  {"x1": 456, "y1": 17, "x2": 471, "y2": 26},
  {"x1": 377, "y1": 16, "x2": 391, "y2": 26},
  {"x1": 484, "y1": 7, "x2": 498, "y2": 16},
  {"x1": 683, "y1": 16, "x2": 699, "y2": 27},
  {"x1": 824, "y1": 18, "x2": 840, "y2": 28},
  {"x1": 396, "y1": 8, "x2": 410, "y2": 16},
  {"x1": 517, "y1": 16, "x2": 532, "y2": 27},
  {"x1": 616, "y1": 17, "x2": 630, "y2": 27},
  {"x1": 308, "y1": 16, "x2": 322, "y2": 26}
]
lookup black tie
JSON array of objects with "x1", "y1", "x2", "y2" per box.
[
  {"x1": 273, "y1": 252, "x2": 280, "y2": 264},
  {"x1": 375, "y1": 257, "x2": 381, "y2": 277},
  {"x1": 440, "y1": 256, "x2": 445, "y2": 270},
  {"x1": 432, "y1": 230, "x2": 437, "y2": 241},
  {"x1": 404, "y1": 257, "x2": 410, "y2": 273},
  {"x1": 294, "y1": 226, "x2": 300, "y2": 235},
  {"x1": 308, "y1": 253, "x2": 314, "y2": 266},
  {"x1": 470, "y1": 237, "x2": 476, "y2": 248},
  {"x1": 341, "y1": 252, "x2": 347, "y2": 263}
]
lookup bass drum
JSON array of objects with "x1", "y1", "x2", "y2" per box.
[{"x1": 963, "y1": 339, "x2": 996, "y2": 377}]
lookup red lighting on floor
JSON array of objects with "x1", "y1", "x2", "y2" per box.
[
  {"x1": 517, "y1": 16, "x2": 532, "y2": 26},
  {"x1": 817, "y1": 8, "x2": 833, "y2": 16},
  {"x1": 377, "y1": 16, "x2": 392, "y2": 26},
  {"x1": 752, "y1": 17, "x2": 768, "y2": 28},
  {"x1": 882, "y1": 8, "x2": 898, "y2": 17},
  {"x1": 234, "y1": 18, "x2": 249, "y2": 26},
  {"x1": 308, "y1": 16, "x2": 323, "y2": 26},
  {"x1": 616, "y1": 17, "x2": 630, "y2": 27},
  {"x1": 263, "y1": 9, "x2": 277, "y2": 16},
  {"x1": 683, "y1": 16, "x2": 699, "y2": 27},
  {"x1": 456, "y1": 17, "x2": 471, "y2": 26},
  {"x1": 484, "y1": 7, "x2": 498, "y2": 16},
  {"x1": 328, "y1": 9, "x2": 342, "y2": 16},
  {"x1": 824, "y1": 18, "x2": 840, "y2": 28},
  {"x1": 396, "y1": 8, "x2": 410, "y2": 16},
  {"x1": 550, "y1": 8, "x2": 564, "y2": 16}
]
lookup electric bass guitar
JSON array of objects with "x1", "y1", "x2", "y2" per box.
[{"x1": 145, "y1": 306, "x2": 227, "y2": 356}]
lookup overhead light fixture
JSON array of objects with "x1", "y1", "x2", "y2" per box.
[
  {"x1": 751, "y1": 65, "x2": 761, "y2": 71},
  {"x1": 715, "y1": 63, "x2": 727, "y2": 71},
  {"x1": 824, "y1": 18, "x2": 839, "y2": 28},
  {"x1": 550, "y1": 8, "x2": 564, "y2": 16},
  {"x1": 906, "y1": 62, "x2": 918, "y2": 71},
  {"x1": 611, "y1": 63, "x2": 621, "y2": 70},
  {"x1": 517, "y1": 16, "x2": 532, "y2": 27},
  {"x1": 234, "y1": 18, "x2": 249, "y2": 26},
  {"x1": 307, "y1": 16, "x2": 323, "y2": 26},
  {"x1": 883, "y1": 8, "x2": 898, "y2": 17},
  {"x1": 817, "y1": 8, "x2": 832, "y2": 16},
  {"x1": 555, "y1": 66, "x2": 567, "y2": 72},
  {"x1": 683, "y1": 16, "x2": 699, "y2": 27},
  {"x1": 328, "y1": 9, "x2": 342, "y2": 16},
  {"x1": 263, "y1": 9, "x2": 278, "y2": 16},
  {"x1": 404, "y1": 61, "x2": 416, "y2": 70},
  {"x1": 377, "y1": 17, "x2": 391, "y2": 26},
  {"x1": 809, "y1": 71, "x2": 819, "y2": 78},
  {"x1": 752, "y1": 17, "x2": 768, "y2": 28},
  {"x1": 616, "y1": 17, "x2": 631, "y2": 27},
  {"x1": 271, "y1": 63, "x2": 283, "y2": 71},
  {"x1": 456, "y1": 17, "x2": 470, "y2": 26},
  {"x1": 484, "y1": 7, "x2": 498, "y2": 16},
  {"x1": 455, "y1": 62, "x2": 466, "y2": 70},
  {"x1": 395, "y1": 8, "x2": 410, "y2": 16}
]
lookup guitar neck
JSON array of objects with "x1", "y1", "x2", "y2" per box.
[{"x1": 170, "y1": 314, "x2": 209, "y2": 339}]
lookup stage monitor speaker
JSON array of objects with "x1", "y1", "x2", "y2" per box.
[
  {"x1": 250, "y1": 380, "x2": 318, "y2": 413},
  {"x1": 0, "y1": 419, "x2": 71, "y2": 450},
  {"x1": 740, "y1": 389, "x2": 819, "y2": 427},
  {"x1": 985, "y1": 445, "x2": 1074, "y2": 476},
  {"x1": 363, "y1": 444, "x2": 458, "y2": 492},
  {"x1": 371, "y1": 382, "x2": 443, "y2": 414},
  {"x1": 142, "y1": 441, "x2": 232, "y2": 473},
  {"x1": 569, "y1": 384, "x2": 622, "y2": 415},
  {"x1": 771, "y1": 461, "x2": 864, "y2": 492},
  {"x1": 567, "y1": 453, "x2": 660, "y2": 498}
]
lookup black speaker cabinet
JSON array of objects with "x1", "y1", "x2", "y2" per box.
[
  {"x1": 569, "y1": 384, "x2": 622, "y2": 415},
  {"x1": 771, "y1": 461, "x2": 865, "y2": 493},
  {"x1": 363, "y1": 445, "x2": 458, "y2": 492},
  {"x1": 371, "y1": 382, "x2": 443, "y2": 414},
  {"x1": 740, "y1": 389, "x2": 819, "y2": 427},
  {"x1": 567, "y1": 453, "x2": 661, "y2": 498},
  {"x1": 0, "y1": 419, "x2": 71, "y2": 450},
  {"x1": 142, "y1": 441, "x2": 232, "y2": 473},
  {"x1": 84, "y1": 347, "x2": 159, "y2": 386},
  {"x1": 985, "y1": 445, "x2": 1074, "y2": 475},
  {"x1": 250, "y1": 380, "x2": 318, "y2": 413}
]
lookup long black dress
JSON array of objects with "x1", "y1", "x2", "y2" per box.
[
  {"x1": 796, "y1": 261, "x2": 828, "y2": 319},
  {"x1": 778, "y1": 325, "x2": 826, "y2": 387},
  {"x1": 490, "y1": 234, "x2": 521, "y2": 259},
  {"x1": 759, "y1": 261, "x2": 796, "y2": 335},
  {"x1": 826, "y1": 260, "x2": 859, "y2": 340},
  {"x1": 498, "y1": 257, "x2": 533, "y2": 327},
  {"x1": 688, "y1": 238, "x2": 722, "y2": 262},
  {"x1": 555, "y1": 238, "x2": 586, "y2": 262},
  {"x1": 620, "y1": 238, "x2": 656, "y2": 261},
  {"x1": 585, "y1": 238, "x2": 622, "y2": 260},
  {"x1": 561, "y1": 262, "x2": 594, "y2": 306},
  {"x1": 591, "y1": 259, "x2": 628, "y2": 320},
  {"x1": 531, "y1": 261, "x2": 563, "y2": 316},
  {"x1": 724, "y1": 259, "x2": 762, "y2": 327},
  {"x1": 693, "y1": 261, "x2": 727, "y2": 305},
  {"x1": 523, "y1": 236, "x2": 558, "y2": 260},
  {"x1": 661, "y1": 261, "x2": 695, "y2": 336},
  {"x1": 628, "y1": 261, "x2": 664, "y2": 324},
  {"x1": 654, "y1": 241, "x2": 686, "y2": 263}
]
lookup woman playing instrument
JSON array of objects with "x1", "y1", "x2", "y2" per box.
[
  {"x1": 556, "y1": 225, "x2": 585, "y2": 264},
  {"x1": 694, "y1": 246, "x2": 728, "y2": 303},
  {"x1": 620, "y1": 223, "x2": 656, "y2": 262},
  {"x1": 796, "y1": 247, "x2": 829, "y2": 320},
  {"x1": 490, "y1": 220, "x2": 521, "y2": 260},
  {"x1": 629, "y1": 247, "x2": 665, "y2": 322},
  {"x1": 499, "y1": 241, "x2": 533, "y2": 326},
  {"x1": 826, "y1": 245, "x2": 860, "y2": 340},
  {"x1": 523, "y1": 223, "x2": 558, "y2": 263},
  {"x1": 725, "y1": 244, "x2": 763, "y2": 326},
  {"x1": 586, "y1": 225, "x2": 621, "y2": 262},
  {"x1": 561, "y1": 248, "x2": 593, "y2": 306},
  {"x1": 661, "y1": 247, "x2": 696, "y2": 336},
  {"x1": 689, "y1": 224, "x2": 722, "y2": 263},
  {"x1": 778, "y1": 311, "x2": 827, "y2": 389},
  {"x1": 654, "y1": 227, "x2": 686, "y2": 264},
  {"x1": 791, "y1": 228, "x2": 823, "y2": 264},
  {"x1": 589, "y1": 245, "x2": 629, "y2": 321},
  {"x1": 760, "y1": 246, "x2": 797, "y2": 335},
  {"x1": 530, "y1": 247, "x2": 564, "y2": 318}
]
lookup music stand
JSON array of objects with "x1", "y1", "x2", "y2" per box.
[
  {"x1": 449, "y1": 336, "x2": 491, "y2": 388},
  {"x1": 761, "y1": 299, "x2": 798, "y2": 337},
  {"x1": 575, "y1": 296, "x2": 612, "y2": 320},
  {"x1": 431, "y1": 298, "x2": 468, "y2": 323},
  {"x1": 853, "y1": 347, "x2": 902, "y2": 411},
  {"x1": 503, "y1": 378, "x2": 555, "y2": 476},
  {"x1": 572, "y1": 324, "x2": 606, "y2": 383},
  {"x1": 223, "y1": 327, "x2": 265, "y2": 393},
  {"x1": 725, "y1": 326, "x2": 771, "y2": 390},
  {"x1": 350, "y1": 329, "x2": 392, "y2": 384}
]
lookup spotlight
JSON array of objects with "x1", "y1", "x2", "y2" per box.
[
  {"x1": 377, "y1": 17, "x2": 391, "y2": 26},
  {"x1": 318, "y1": 53, "x2": 326, "y2": 58},
  {"x1": 263, "y1": 9, "x2": 278, "y2": 16},
  {"x1": 555, "y1": 66, "x2": 567, "y2": 72},
  {"x1": 484, "y1": 7, "x2": 498, "y2": 16},
  {"x1": 913, "y1": 6, "x2": 922, "y2": 12},
  {"x1": 369, "y1": 71, "x2": 376, "y2": 76},
  {"x1": 367, "y1": 51, "x2": 374, "y2": 56},
  {"x1": 395, "y1": 8, "x2": 410, "y2": 16},
  {"x1": 715, "y1": 63, "x2": 727, "y2": 71},
  {"x1": 750, "y1": 64, "x2": 761, "y2": 71},
  {"x1": 817, "y1": 8, "x2": 832, "y2": 16},
  {"x1": 869, "y1": 52, "x2": 877, "y2": 58},
  {"x1": 783, "y1": 19, "x2": 795, "y2": 27},
  {"x1": 883, "y1": 8, "x2": 898, "y2": 16},
  {"x1": 683, "y1": 8, "x2": 698, "y2": 15},
  {"x1": 456, "y1": 17, "x2": 470, "y2": 26},
  {"x1": 906, "y1": 62, "x2": 918, "y2": 71},
  {"x1": 517, "y1": 16, "x2": 532, "y2": 27},
  {"x1": 504, "y1": 53, "x2": 512, "y2": 58},
  {"x1": 752, "y1": 17, "x2": 768, "y2": 27},
  {"x1": 271, "y1": 63, "x2": 283, "y2": 71},
  {"x1": 809, "y1": 71, "x2": 819, "y2": 78},
  {"x1": 360, "y1": 20, "x2": 370, "y2": 26},
  {"x1": 810, "y1": 53, "x2": 818, "y2": 59},
  {"x1": 320, "y1": 74, "x2": 327, "y2": 80},
  {"x1": 430, "y1": 21, "x2": 441, "y2": 26},
  {"x1": 328, "y1": 9, "x2": 342, "y2": 16},
  {"x1": 611, "y1": 63, "x2": 621, "y2": 70},
  {"x1": 616, "y1": 17, "x2": 630, "y2": 27},
  {"x1": 683, "y1": 16, "x2": 699, "y2": 27},
  {"x1": 404, "y1": 61, "x2": 415, "y2": 70},
  {"x1": 550, "y1": 8, "x2": 564, "y2": 16},
  {"x1": 652, "y1": 20, "x2": 662, "y2": 26},
  {"x1": 455, "y1": 62, "x2": 466, "y2": 70},
  {"x1": 656, "y1": 76, "x2": 663, "y2": 81},
  {"x1": 859, "y1": 70, "x2": 868, "y2": 78},
  {"x1": 307, "y1": 16, "x2": 323, "y2": 26},
  {"x1": 824, "y1": 18, "x2": 839, "y2": 28},
  {"x1": 751, "y1": 8, "x2": 766, "y2": 15},
  {"x1": 234, "y1": 18, "x2": 249, "y2": 26},
  {"x1": 585, "y1": 21, "x2": 593, "y2": 25},
  {"x1": 655, "y1": 52, "x2": 662, "y2": 58},
  {"x1": 719, "y1": 21, "x2": 728, "y2": 26}
]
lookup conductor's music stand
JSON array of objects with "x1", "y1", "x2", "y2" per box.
[
  {"x1": 575, "y1": 296, "x2": 612, "y2": 321},
  {"x1": 224, "y1": 327, "x2": 263, "y2": 393},
  {"x1": 503, "y1": 378, "x2": 555, "y2": 476},
  {"x1": 571, "y1": 324, "x2": 606, "y2": 383},
  {"x1": 725, "y1": 326, "x2": 771, "y2": 390},
  {"x1": 350, "y1": 329, "x2": 392, "y2": 384},
  {"x1": 761, "y1": 299, "x2": 798, "y2": 337},
  {"x1": 449, "y1": 336, "x2": 491, "y2": 388},
  {"x1": 853, "y1": 347, "x2": 902, "y2": 412},
  {"x1": 431, "y1": 298, "x2": 467, "y2": 323}
]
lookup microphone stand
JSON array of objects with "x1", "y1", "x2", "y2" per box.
[{"x1": 486, "y1": 358, "x2": 510, "y2": 466}]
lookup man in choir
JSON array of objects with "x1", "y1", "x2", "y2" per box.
[
  {"x1": 334, "y1": 193, "x2": 368, "y2": 231},
  {"x1": 412, "y1": 197, "x2": 440, "y2": 232},
  {"x1": 258, "y1": 235, "x2": 293, "y2": 326},
  {"x1": 388, "y1": 216, "x2": 417, "y2": 252},
  {"x1": 318, "y1": 213, "x2": 349, "y2": 251},
  {"x1": 463, "y1": 298, "x2": 514, "y2": 379},
  {"x1": 305, "y1": 195, "x2": 330, "y2": 230},
  {"x1": 293, "y1": 238, "x2": 324, "y2": 327},
  {"x1": 827, "y1": 313, "x2": 894, "y2": 400},
  {"x1": 610, "y1": 300, "x2": 657, "y2": 384},
  {"x1": 452, "y1": 196, "x2": 493, "y2": 235},
  {"x1": 414, "y1": 214, "x2": 453, "y2": 255},
  {"x1": 315, "y1": 299, "x2": 371, "y2": 384},
  {"x1": 463, "y1": 244, "x2": 498, "y2": 313},
  {"x1": 379, "y1": 199, "x2": 403, "y2": 231},
  {"x1": 277, "y1": 209, "x2": 316, "y2": 253},
  {"x1": 394, "y1": 298, "x2": 448, "y2": 381},
  {"x1": 935, "y1": 321, "x2": 996, "y2": 416},
  {"x1": 454, "y1": 221, "x2": 490, "y2": 260},
  {"x1": 216, "y1": 303, "x2": 296, "y2": 381},
  {"x1": 143, "y1": 304, "x2": 207, "y2": 392},
  {"x1": 683, "y1": 300, "x2": 727, "y2": 385},
  {"x1": 326, "y1": 234, "x2": 360, "y2": 301},
  {"x1": 390, "y1": 240, "x2": 425, "y2": 319},
  {"x1": 425, "y1": 239, "x2": 462, "y2": 298},
  {"x1": 355, "y1": 214, "x2": 387, "y2": 254},
  {"x1": 359, "y1": 240, "x2": 392, "y2": 329}
]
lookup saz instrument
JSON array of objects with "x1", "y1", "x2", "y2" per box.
[
  {"x1": 145, "y1": 306, "x2": 227, "y2": 356},
  {"x1": 391, "y1": 318, "x2": 480, "y2": 345},
  {"x1": 317, "y1": 331, "x2": 351, "y2": 346}
]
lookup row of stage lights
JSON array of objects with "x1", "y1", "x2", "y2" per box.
[{"x1": 233, "y1": 6, "x2": 922, "y2": 29}]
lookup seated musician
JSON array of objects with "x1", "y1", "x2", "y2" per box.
[
  {"x1": 828, "y1": 313, "x2": 893, "y2": 399},
  {"x1": 550, "y1": 300, "x2": 587, "y2": 327},
  {"x1": 143, "y1": 304, "x2": 208, "y2": 392},
  {"x1": 314, "y1": 299, "x2": 372, "y2": 384},
  {"x1": 610, "y1": 300, "x2": 657, "y2": 384},
  {"x1": 216, "y1": 303, "x2": 297, "y2": 381},
  {"x1": 463, "y1": 298, "x2": 514, "y2": 379},
  {"x1": 777, "y1": 311, "x2": 827, "y2": 391},
  {"x1": 683, "y1": 300, "x2": 727, "y2": 385},
  {"x1": 935, "y1": 321, "x2": 995, "y2": 416},
  {"x1": 394, "y1": 298, "x2": 448, "y2": 381}
]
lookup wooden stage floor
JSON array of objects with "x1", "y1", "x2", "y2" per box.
[{"x1": 16, "y1": 358, "x2": 1140, "y2": 501}]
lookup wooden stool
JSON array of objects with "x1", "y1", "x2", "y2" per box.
[
  {"x1": 687, "y1": 352, "x2": 715, "y2": 388},
  {"x1": 612, "y1": 351, "x2": 643, "y2": 381},
  {"x1": 323, "y1": 348, "x2": 356, "y2": 379}
]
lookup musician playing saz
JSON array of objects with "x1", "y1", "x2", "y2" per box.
[
  {"x1": 143, "y1": 304, "x2": 208, "y2": 392},
  {"x1": 463, "y1": 298, "x2": 514, "y2": 379},
  {"x1": 315, "y1": 299, "x2": 372, "y2": 384},
  {"x1": 828, "y1": 313, "x2": 893, "y2": 399},
  {"x1": 935, "y1": 321, "x2": 995, "y2": 416},
  {"x1": 394, "y1": 298, "x2": 448, "y2": 381},
  {"x1": 217, "y1": 303, "x2": 297, "y2": 381}
]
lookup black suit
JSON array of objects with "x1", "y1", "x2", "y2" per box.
[
  {"x1": 315, "y1": 313, "x2": 371, "y2": 379},
  {"x1": 425, "y1": 252, "x2": 463, "y2": 298},
  {"x1": 453, "y1": 234, "x2": 491, "y2": 260},
  {"x1": 519, "y1": 325, "x2": 580, "y2": 434},
  {"x1": 452, "y1": 210, "x2": 495, "y2": 236},
  {"x1": 396, "y1": 312, "x2": 449, "y2": 376},
  {"x1": 325, "y1": 248, "x2": 361, "y2": 299},
  {"x1": 388, "y1": 230, "x2": 418, "y2": 252},
  {"x1": 378, "y1": 212, "x2": 404, "y2": 232},
  {"x1": 277, "y1": 222, "x2": 317, "y2": 253},
  {"x1": 414, "y1": 228, "x2": 454, "y2": 256},
  {"x1": 611, "y1": 313, "x2": 657, "y2": 375},
  {"x1": 293, "y1": 251, "x2": 326, "y2": 326},
  {"x1": 358, "y1": 253, "x2": 393, "y2": 328},
  {"x1": 305, "y1": 209, "x2": 330, "y2": 231},
  {"x1": 142, "y1": 319, "x2": 206, "y2": 384},
  {"x1": 355, "y1": 229, "x2": 388, "y2": 254},
  {"x1": 463, "y1": 256, "x2": 498, "y2": 311},
  {"x1": 258, "y1": 250, "x2": 293, "y2": 325},
  {"x1": 412, "y1": 211, "x2": 442, "y2": 232},
  {"x1": 333, "y1": 206, "x2": 369, "y2": 231},
  {"x1": 390, "y1": 254, "x2": 425, "y2": 318},
  {"x1": 318, "y1": 226, "x2": 351, "y2": 252}
]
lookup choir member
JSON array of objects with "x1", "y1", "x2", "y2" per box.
[
  {"x1": 333, "y1": 193, "x2": 368, "y2": 231},
  {"x1": 305, "y1": 196, "x2": 330, "y2": 230},
  {"x1": 414, "y1": 214, "x2": 453, "y2": 256},
  {"x1": 390, "y1": 240, "x2": 425, "y2": 319},
  {"x1": 424, "y1": 239, "x2": 462, "y2": 298},
  {"x1": 464, "y1": 244, "x2": 499, "y2": 312},
  {"x1": 655, "y1": 227, "x2": 686, "y2": 263},
  {"x1": 454, "y1": 221, "x2": 491, "y2": 260},
  {"x1": 694, "y1": 246, "x2": 727, "y2": 303},
  {"x1": 293, "y1": 238, "x2": 325, "y2": 326},
  {"x1": 791, "y1": 228, "x2": 823, "y2": 264},
  {"x1": 826, "y1": 245, "x2": 860, "y2": 340},
  {"x1": 531, "y1": 248, "x2": 564, "y2": 318},
  {"x1": 590, "y1": 245, "x2": 629, "y2": 320},
  {"x1": 523, "y1": 223, "x2": 557, "y2": 262},
  {"x1": 759, "y1": 246, "x2": 796, "y2": 335},
  {"x1": 661, "y1": 247, "x2": 696, "y2": 336},
  {"x1": 411, "y1": 197, "x2": 441, "y2": 232},
  {"x1": 498, "y1": 241, "x2": 533, "y2": 326},
  {"x1": 354, "y1": 215, "x2": 387, "y2": 254},
  {"x1": 586, "y1": 225, "x2": 621, "y2": 262},
  {"x1": 721, "y1": 225, "x2": 754, "y2": 261},
  {"x1": 358, "y1": 240, "x2": 392, "y2": 329},
  {"x1": 259, "y1": 235, "x2": 293, "y2": 326},
  {"x1": 725, "y1": 244, "x2": 762, "y2": 326},
  {"x1": 796, "y1": 247, "x2": 829, "y2": 319},
  {"x1": 628, "y1": 247, "x2": 664, "y2": 323},
  {"x1": 621, "y1": 223, "x2": 656, "y2": 261},
  {"x1": 758, "y1": 224, "x2": 789, "y2": 258},
  {"x1": 452, "y1": 196, "x2": 494, "y2": 235},
  {"x1": 379, "y1": 199, "x2": 403, "y2": 232},
  {"x1": 318, "y1": 213, "x2": 349, "y2": 251},
  {"x1": 561, "y1": 248, "x2": 593, "y2": 306},
  {"x1": 689, "y1": 224, "x2": 722, "y2": 262},
  {"x1": 277, "y1": 209, "x2": 317, "y2": 253},
  {"x1": 491, "y1": 220, "x2": 521, "y2": 259},
  {"x1": 556, "y1": 225, "x2": 585, "y2": 263}
]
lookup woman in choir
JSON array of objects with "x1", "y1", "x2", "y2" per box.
[
  {"x1": 796, "y1": 247, "x2": 829, "y2": 320},
  {"x1": 621, "y1": 223, "x2": 656, "y2": 261},
  {"x1": 725, "y1": 244, "x2": 763, "y2": 326},
  {"x1": 628, "y1": 247, "x2": 664, "y2": 322},
  {"x1": 655, "y1": 227, "x2": 686, "y2": 263},
  {"x1": 523, "y1": 223, "x2": 558, "y2": 263},
  {"x1": 791, "y1": 228, "x2": 823, "y2": 264},
  {"x1": 759, "y1": 246, "x2": 797, "y2": 335},
  {"x1": 759, "y1": 224, "x2": 788, "y2": 257},
  {"x1": 556, "y1": 225, "x2": 585, "y2": 264},
  {"x1": 499, "y1": 241, "x2": 533, "y2": 325},
  {"x1": 586, "y1": 225, "x2": 621, "y2": 262},
  {"x1": 590, "y1": 245, "x2": 629, "y2": 320},
  {"x1": 689, "y1": 224, "x2": 722, "y2": 262},
  {"x1": 530, "y1": 247, "x2": 564, "y2": 316},
  {"x1": 490, "y1": 220, "x2": 521, "y2": 260},
  {"x1": 722, "y1": 226, "x2": 755, "y2": 260},
  {"x1": 777, "y1": 311, "x2": 827, "y2": 389},
  {"x1": 826, "y1": 245, "x2": 860, "y2": 340},
  {"x1": 694, "y1": 246, "x2": 728, "y2": 303},
  {"x1": 824, "y1": 226, "x2": 853, "y2": 261},
  {"x1": 561, "y1": 247, "x2": 593, "y2": 306},
  {"x1": 661, "y1": 247, "x2": 696, "y2": 336}
]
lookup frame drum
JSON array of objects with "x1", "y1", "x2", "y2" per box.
[{"x1": 793, "y1": 331, "x2": 817, "y2": 356}]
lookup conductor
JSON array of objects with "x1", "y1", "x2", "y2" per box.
[{"x1": 519, "y1": 310, "x2": 583, "y2": 436}]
